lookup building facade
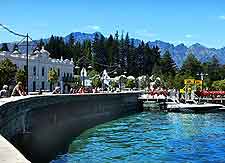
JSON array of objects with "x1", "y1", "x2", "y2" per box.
[{"x1": 0, "y1": 47, "x2": 74, "y2": 92}]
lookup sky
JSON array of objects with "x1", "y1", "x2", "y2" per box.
[{"x1": 1, "y1": 0, "x2": 225, "y2": 48}]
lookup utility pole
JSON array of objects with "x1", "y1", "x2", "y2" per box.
[{"x1": 26, "y1": 33, "x2": 29, "y2": 94}]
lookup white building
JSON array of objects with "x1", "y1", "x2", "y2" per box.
[{"x1": 0, "y1": 47, "x2": 74, "y2": 92}]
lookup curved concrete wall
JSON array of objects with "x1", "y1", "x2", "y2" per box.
[{"x1": 0, "y1": 92, "x2": 141, "y2": 163}]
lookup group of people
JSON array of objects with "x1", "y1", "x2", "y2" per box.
[
  {"x1": 0, "y1": 82, "x2": 27, "y2": 98},
  {"x1": 0, "y1": 83, "x2": 106, "y2": 98},
  {"x1": 69, "y1": 87, "x2": 100, "y2": 94}
]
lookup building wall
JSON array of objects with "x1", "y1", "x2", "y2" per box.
[
  {"x1": 0, "y1": 92, "x2": 142, "y2": 163},
  {"x1": 0, "y1": 47, "x2": 74, "y2": 92}
]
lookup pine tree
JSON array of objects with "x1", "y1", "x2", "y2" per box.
[
  {"x1": 113, "y1": 31, "x2": 120, "y2": 66},
  {"x1": 160, "y1": 51, "x2": 177, "y2": 76},
  {"x1": 124, "y1": 32, "x2": 130, "y2": 72},
  {"x1": 128, "y1": 39, "x2": 138, "y2": 76},
  {"x1": 105, "y1": 35, "x2": 114, "y2": 66},
  {"x1": 136, "y1": 41, "x2": 145, "y2": 76},
  {"x1": 181, "y1": 53, "x2": 202, "y2": 76},
  {"x1": 119, "y1": 32, "x2": 126, "y2": 72}
]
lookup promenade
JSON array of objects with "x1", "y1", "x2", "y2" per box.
[{"x1": 0, "y1": 134, "x2": 30, "y2": 163}]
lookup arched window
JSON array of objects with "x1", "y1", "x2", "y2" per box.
[
  {"x1": 41, "y1": 81, "x2": 45, "y2": 90},
  {"x1": 33, "y1": 81, "x2": 36, "y2": 92},
  {"x1": 33, "y1": 66, "x2": 36, "y2": 76},
  {"x1": 58, "y1": 68, "x2": 60, "y2": 77},
  {"x1": 42, "y1": 67, "x2": 45, "y2": 76}
]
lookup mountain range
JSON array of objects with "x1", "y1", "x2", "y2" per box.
[{"x1": 1, "y1": 32, "x2": 225, "y2": 67}]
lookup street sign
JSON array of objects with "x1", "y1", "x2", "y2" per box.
[{"x1": 184, "y1": 79, "x2": 195, "y2": 84}]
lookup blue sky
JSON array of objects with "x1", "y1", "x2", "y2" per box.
[{"x1": 1, "y1": 0, "x2": 225, "y2": 48}]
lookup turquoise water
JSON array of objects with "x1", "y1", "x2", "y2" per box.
[{"x1": 52, "y1": 112, "x2": 225, "y2": 163}]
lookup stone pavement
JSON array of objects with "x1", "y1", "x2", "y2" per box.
[{"x1": 0, "y1": 135, "x2": 30, "y2": 163}]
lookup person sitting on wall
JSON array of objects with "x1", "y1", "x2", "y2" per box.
[
  {"x1": 78, "y1": 86, "x2": 85, "y2": 93},
  {"x1": 11, "y1": 82, "x2": 27, "y2": 96},
  {"x1": 52, "y1": 86, "x2": 61, "y2": 94},
  {"x1": 0, "y1": 85, "x2": 9, "y2": 98}
]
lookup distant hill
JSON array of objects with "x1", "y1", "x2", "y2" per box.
[{"x1": 1, "y1": 32, "x2": 225, "y2": 67}]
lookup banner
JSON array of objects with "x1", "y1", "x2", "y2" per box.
[
  {"x1": 195, "y1": 80, "x2": 202, "y2": 85},
  {"x1": 184, "y1": 79, "x2": 195, "y2": 85}
]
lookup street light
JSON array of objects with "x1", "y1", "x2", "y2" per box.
[
  {"x1": 119, "y1": 71, "x2": 127, "y2": 92},
  {"x1": 197, "y1": 72, "x2": 208, "y2": 90},
  {"x1": 75, "y1": 64, "x2": 92, "y2": 88},
  {"x1": 197, "y1": 72, "x2": 208, "y2": 81}
]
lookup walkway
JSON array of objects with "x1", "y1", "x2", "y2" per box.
[{"x1": 0, "y1": 135, "x2": 30, "y2": 163}]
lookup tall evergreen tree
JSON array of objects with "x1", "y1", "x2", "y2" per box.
[
  {"x1": 136, "y1": 41, "x2": 145, "y2": 75},
  {"x1": 124, "y1": 32, "x2": 130, "y2": 72},
  {"x1": 119, "y1": 32, "x2": 126, "y2": 72},
  {"x1": 113, "y1": 31, "x2": 120, "y2": 66},
  {"x1": 105, "y1": 35, "x2": 114, "y2": 66},
  {"x1": 160, "y1": 51, "x2": 177, "y2": 76},
  {"x1": 181, "y1": 53, "x2": 202, "y2": 77}
]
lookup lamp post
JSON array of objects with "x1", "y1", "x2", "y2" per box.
[
  {"x1": 119, "y1": 71, "x2": 127, "y2": 92},
  {"x1": 197, "y1": 72, "x2": 208, "y2": 90},
  {"x1": 75, "y1": 64, "x2": 92, "y2": 88}
]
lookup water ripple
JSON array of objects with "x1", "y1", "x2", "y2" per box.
[{"x1": 52, "y1": 112, "x2": 225, "y2": 163}]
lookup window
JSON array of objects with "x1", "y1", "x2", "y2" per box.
[
  {"x1": 33, "y1": 81, "x2": 36, "y2": 92},
  {"x1": 41, "y1": 82, "x2": 45, "y2": 90},
  {"x1": 58, "y1": 68, "x2": 60, "y2": 77},
  {"x1": 42, "y1": 67, "x2": 45, "y2": 76},
  {"x1": 33, "y1": 66, "x2": 36, "y2": 76}
]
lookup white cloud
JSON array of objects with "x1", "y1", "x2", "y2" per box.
[
  {"x1": 219, "y1": 15, "x2": 225, "y2": 20},
  {"x1": 86, "y1": 25, "x2": 100, "y2": 31},
  {"x1": 135, "y1": 29, "x2": 156, "y2": 38},
  {"x1": 185, "y1": 34, "x2": 193, "y2": 38}
]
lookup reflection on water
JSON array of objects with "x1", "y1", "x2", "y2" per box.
[{"x1": 51, "y1": 112, "x2": 225, "y2": 163}]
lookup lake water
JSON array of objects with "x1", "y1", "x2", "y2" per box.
[{"x1": 51, "y1": 112, "x2": 225, "y2": 163}]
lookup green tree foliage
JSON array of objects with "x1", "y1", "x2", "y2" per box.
[
  {"x1": 91, "y1": 75, "x2": 101, "y2": 88},
  {"x1": 48, "y1": 69, "x2": 58, "y2": 85},
  {"x1": 181, "y1": 53, "x2": 202, "y2": 76},
  {"x1": 160, "y1": 51, "x2": 177, "y2": 76},
  {"x1": 211, "y1": 80, "x2": 225, "y2": 90},
  {"x1": 173, "y1": 72, "x2": 194, "y2": 89},
  {"x1": 110, "y1": 80, "x2": 118, "y2": 89},
  {"x1": 88, "y1": 69, "x2": 99, "y2": 78},
  {"x1": 74, "y1": 75, "x2": 82, "y2": 87},
  {"x1": 45, "y1": 35, "x2": 68, "y2": 59},
  {"x1": 126, "y1": 79, "x2": 135, "y2": 88},
  {"x1": 0, "y1": 59, "x2": 17, "y2": 87},
  {"x1": 43, "y1": 32, "x2": 164, "y2": 79},
  {"x1": 16, "y1": 69, "x2": 26, "y2": 86}
]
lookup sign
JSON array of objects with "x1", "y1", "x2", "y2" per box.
[
  {"x1": 195, "y1": 80, "x2": 202, "y2": 85},
  {"x1": 184, "y1": 79, "x2": 195, "y2": 84}
]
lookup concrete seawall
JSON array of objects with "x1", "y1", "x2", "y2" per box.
[{"x1": 0, "y1": 92, "x2": 141, "y2": 163}]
